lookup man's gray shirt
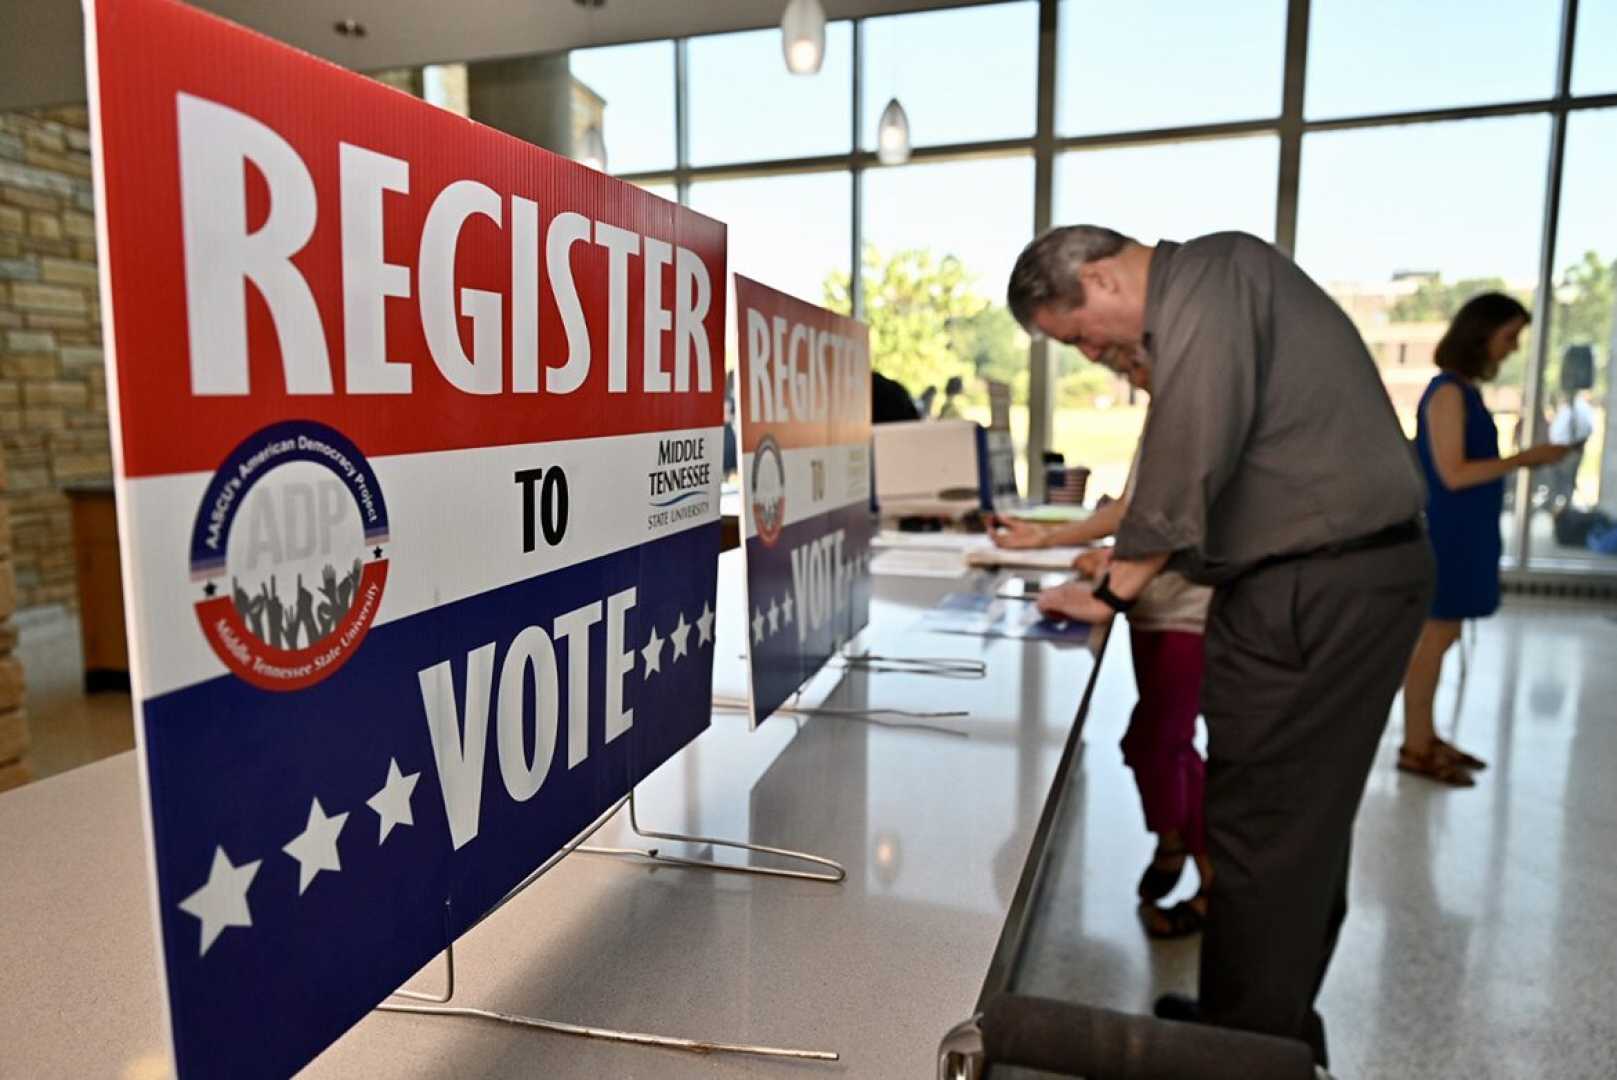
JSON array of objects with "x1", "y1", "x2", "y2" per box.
[{"x1": 1114, "y1": 232, "x2": 1425, "y2": 584}]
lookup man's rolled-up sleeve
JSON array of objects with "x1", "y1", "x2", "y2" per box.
[{"x1": 1114, "y1": 258, "x2": 1262, "y2": 561}]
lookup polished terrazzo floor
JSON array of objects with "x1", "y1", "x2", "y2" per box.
[{"x1": 1013, "y1": 598, "x2": 1617, "y2": 1079}]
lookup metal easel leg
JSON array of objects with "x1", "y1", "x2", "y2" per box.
[
  {"x1": 379, "y1": 939, "x2": 836, "y2": 1062},
  {"x1": 577, "y1": 787, "x2": 847, "y2": 884},
  {"x1": 387, "y1": 935, "x2": 454, "y2": 1004},
  {"x1": 376, "y1": 821, "x2": 839, "y2": 1062},
  {"x1": 382, "y1": 997, "x2": 837, "y2": 1061}
]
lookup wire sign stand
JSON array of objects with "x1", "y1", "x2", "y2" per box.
[
  {"x1": 577, "y1": 785, "x2": 847, "y2": 883},
  {"x1": 379, "y1": 629, "x2": 987, "y2": 1060},
  {"x1": 377, "y1": 794, "x2": 840, "y2": 1064}
]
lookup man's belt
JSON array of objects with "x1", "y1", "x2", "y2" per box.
[{"x1": 1250, "y1": 519, "x2": 1424, "y2": 574}]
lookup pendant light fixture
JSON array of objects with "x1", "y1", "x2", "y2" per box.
[
  {"x1": 577, "y1": 125, "x2": 608, "y2": 173},
  {"x1": 876, "y1": 97, "x2": 911, "y2": 165},
  {"x1": 781, "y1": 0, "x2": 827, "y2": 75}
]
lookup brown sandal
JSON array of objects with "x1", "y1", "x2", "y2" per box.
[
  {"x1": 1434, "y1": 738, "x2": 1487, "y2": 771},
  {"x1": 1137, "y1": 843, "x2": 1188, "y2": 902},
  {"x1": 1397, "y1": 746, "x2": 1476, "y2": 787},
  {"x1": 1139, "y1": 893, "x2": 1208, "y2": 939}
]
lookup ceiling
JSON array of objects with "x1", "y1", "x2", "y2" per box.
[{"x1": 1, "y1": 0, "x2": 1002, "y2": 111}]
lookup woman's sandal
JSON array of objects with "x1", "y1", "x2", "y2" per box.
[
  {"x1": 1397, "y1": 745, "x2": 1476, "y2": 787},
  {"x1": 1434, "y1": 738, "x2": 1487, "y2": 771},
  {"x1": 1139, "y1": 893, "x2": 1208, "y2": 940},
  {"x1": 1137, "y1": 845, "x2": 1187, "y2": 902}
]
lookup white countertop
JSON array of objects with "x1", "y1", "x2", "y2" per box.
[{"x1": 0, "y1": 551, "x2": 1104, "y2": 1079}]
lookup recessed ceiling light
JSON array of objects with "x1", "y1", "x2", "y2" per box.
[
  {"x1": 333, "y1": 19, "x2": 367, "y2": 38},
  {"x1": 572, "y1": 0, "x2": 606, "y2": 8}
]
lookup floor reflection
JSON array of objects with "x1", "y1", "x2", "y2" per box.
[
  {"x1": 16, "y1": 607, "x2": 134, "y2": 781},
  {"x1": 1009, "y1": 599, "x2": 1617, "y2": 1079}
]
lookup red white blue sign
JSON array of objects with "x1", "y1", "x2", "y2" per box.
[
  {"x1": 85, "y1": 1, "x2": 725, "y2": 1075},
  {"x1": 733, "y1": 276, "x2": 874, "y2": 726}
]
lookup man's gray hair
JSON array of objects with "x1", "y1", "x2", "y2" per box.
[{"x1": 1006, "y1": 225, "x2": 1133, "y2": 329}]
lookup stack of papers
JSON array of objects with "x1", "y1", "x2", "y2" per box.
[
  {"x1": 1006, "y1": 505, "x2": 1093, "y2": 524},
  {"x1": 869, "y1": 548, "x2": 976, "y2": 578},
  {"x1": 868, "y1": 530, "x2": 1090, "y2": 578},
  {"x1": 878, "y1": 497, "x2": 979, "y2": 522},
  {"x1": 869, "y1": 531, "x2": 988, "y2": 577},
  {"x1": 872, "y1": 530, "x2": 990, "y2": 551},
  {"x1": 965, "y1": 546, "x2": 1090, "y2": 571}
]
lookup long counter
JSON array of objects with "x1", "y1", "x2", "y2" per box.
[{"x1": 0, "y1": 549, "x2": 1108, "y2": 1078}]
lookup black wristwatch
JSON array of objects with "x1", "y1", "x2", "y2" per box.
[{"x1": 1093, "y1": 572, "x2": 1136, "y2": 614}]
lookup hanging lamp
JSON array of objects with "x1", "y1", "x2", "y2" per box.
[
  {"x1": 781, "y1": 0, "x2": 827, "y2": 75},
  {"x1": 876, "y1": 97, "x2": 911, "y2": 165}
]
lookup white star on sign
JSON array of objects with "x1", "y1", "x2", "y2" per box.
[
  {"x1": 696, "y1": 602, "x2": 715, "y2": 646},
  {"x1": 283, "y1": 797, "x2": 350, "y2": 895},
  {"x1": 669, "y1": 612, "x2": 691, "y2": 660},
  {"x1": 753, "y1": 608, "x2": 767, "y2": 643},
  {"x1": 781, "y1": 594, "x2": 795, "y2": 626},
  {"x1": 767, "y1": 597, "x2": 781, "y2": 634},
  {"x1": 367, "y1": 758, "x2": 420, "y2": 846},
  {"x1": 179, "y1": 846, "x2": 261, "y2": 957},
  {"x1": 642, "y1": 623, "x2": 665, "y2": 676}
]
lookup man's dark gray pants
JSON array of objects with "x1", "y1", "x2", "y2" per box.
[{"x1": 1197, "y1": 537, "x2": 1435, "y2": 1067}]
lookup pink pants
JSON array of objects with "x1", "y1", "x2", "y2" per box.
[{"x1": 1122, "y1": 628, "x2": 1208, "y2": 855}]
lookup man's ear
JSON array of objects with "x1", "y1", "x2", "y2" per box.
[{"x1": 1078, "y1": 260, "x2": 1117, "y2": 299}]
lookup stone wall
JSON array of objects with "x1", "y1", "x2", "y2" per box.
[
  {"x1": 0, "y1": 105, "x2": 111, "y2": 611},
  {"x1": 0, "y1": 439, "x2": 26, "y2": 792}
]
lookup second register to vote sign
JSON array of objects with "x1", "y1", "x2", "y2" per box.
[
  {"x1": 734, "y1": 276, "x2": 875, "y2": 726},
  {"x1": 84, "y1": 0, "x2": 726, "y2": 1074}
]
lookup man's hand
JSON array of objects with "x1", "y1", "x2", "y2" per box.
[
  {"x1": 1072, "y1": 547, "x2": 1112, "y2": 579},
  {"x1": 989, "y1": 514, "x2": 1050, "y2": 550},
  {"x1": 1035, "y1": 581, "x2": 1113, "y2": 624}
]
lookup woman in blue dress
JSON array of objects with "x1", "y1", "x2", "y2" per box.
[{"x1": 1401, "y1": 293, "x2": 1571, "y2": 785}]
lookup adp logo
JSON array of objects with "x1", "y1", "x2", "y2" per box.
[
  {"x1": 750, "y1": 434, "x2": 786, "y2": 547},
  {"x1": 188, "y1": 420, "x2": 390, "y2": 691}
]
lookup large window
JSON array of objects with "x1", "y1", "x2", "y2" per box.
[
  {"x1": 1055, "y1": 137, "x2": 1279, "y2": 245},
  {"x1": 688, "y1": 172, "x2": 852, "y2": 419},
  {"x1": 1296, "y1": 116, "x2": 1552, "y2": 560},
  {"x1": 863, "y1": 157, "x2": 1034, "y2": 484},
  {"x1": 635, "y1": 182, "x2": 677, "y2": 203},
  {"x1": 688, "y1": 172, "x2": 851, "y2": 309},
  {"x1": 1051, "y1": 135, "x2": 1279, "y2": 498},
  {"x1": 393, "y1": 3, "x2": 1617, "y2": 580},
  {"x1": 686, "y1": 23, "x2": 854, "y2": 165},
  {"x1": 862, "y1": 3, "x2": 1037, "y2": 150},
  {"x1": 1574, "y1": 0, "x2": 1617, "y2": 95},
  {"x1": 568, "y1": 42, "x2": 677, "y2": 175},
  {"x1": 863, "y1": 157, "x2": 1033, "y2": 298},
  {"x1": 1529, "y1": 109, "x2": 1617, "y2": 570},
  {"x1": 1058, "y1": 0, "x2": 1287, "y2": 135},
  {"x1": 1305, "y1": 0, "x2": 1561, "y2": 119}
]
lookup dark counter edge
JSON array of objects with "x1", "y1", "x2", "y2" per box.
[{"x1": 973, "y1": 621, "x2": 1113, "y2": 1013}]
